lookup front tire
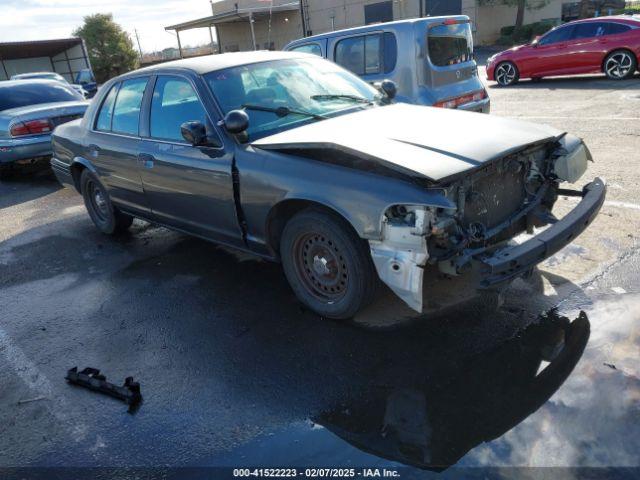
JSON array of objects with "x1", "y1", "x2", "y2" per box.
[
  {"x1": 494, "y1": 61, "x2": 519, "y2": 86},
  {"x1": 604, "y1": 50, "x2": 637, "y2": 80},
  {"x1": 280, "y1": 208, "x2": 378, "y2": 320},
  {"x1": 80, "y1": 169, "x2": 133, "y2": 235}
]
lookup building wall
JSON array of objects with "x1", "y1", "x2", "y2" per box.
[
  {"x1": 218, "y1": 11, "x2": 303, "y2": 52},
  {"x1": 205, "y1": 0, "x2": 567, "y2": 50}
]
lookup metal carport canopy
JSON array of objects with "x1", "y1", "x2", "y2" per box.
[
  {"x1": 0, "y1": 38, "x2": 83, "y2": 60},
  {"x1": 164, "y1": 1, "x2": 300, "y2": 55}
]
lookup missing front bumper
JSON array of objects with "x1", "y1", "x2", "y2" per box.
[{"x1": 478, "y1": 177, "x2": 606, "y2": 287}]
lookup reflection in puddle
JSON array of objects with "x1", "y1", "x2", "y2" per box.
[
  {"x1": 215, "y1": 311, "x2": 592, "y2": 472},
  {"x1": 315, "y1": 311, "x2": 589, "y2": 471}
]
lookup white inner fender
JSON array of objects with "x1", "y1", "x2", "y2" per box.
[{"x1": 369, "y1": 209, "x2": 429, "y2": 313}]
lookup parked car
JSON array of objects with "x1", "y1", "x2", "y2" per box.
[
  {"x1": 0, "y1": 79, "x2": 88, "y2": 177},
  {"x1": 51, "y1": 51, "x2": 604, "y2": 319},
  {"x1": 284, "y1": 16, "x2": 490, "y2": 113},
  {"x1": 74, "y1": 69, "x2": 99, "y2": 98},
  {"x1": 11, "y1": 71, "x2": 89, "y2": 98},
  {"x1": 487, "y1": 15, "x2": 640, "y2": 86}
]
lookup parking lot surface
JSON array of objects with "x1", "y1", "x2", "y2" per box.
[{"x1": 1, "y1": 72, "x2": 639, "y2": 477}]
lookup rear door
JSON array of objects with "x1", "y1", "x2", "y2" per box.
[
  {"x1": 87, "y1": 77, "x2": 150, "y2": 213},
  {"x1": 138, "y1": 74, "x2": 241, "y2": 245},
  {"x1": 563, "y1": 22, "x2": 608, "y2": 73},
  {"x1": 331, "y1": 32, "x2": 397, "y2": 87}
]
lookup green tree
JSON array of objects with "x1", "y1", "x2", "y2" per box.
[
  {"x1": 477, "y1": 0, "x2": 550, "y2": 29},
  {"x1": 73, "y1": 13, "x2": 138, "y2": 83}
]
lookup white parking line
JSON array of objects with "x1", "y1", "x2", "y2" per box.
[
  {"x1": 0, "y1": 327, "x2": 89, "y2": 441},
  {"x1": 510, "y1": 116, "x2": 639, "y2": 121}
]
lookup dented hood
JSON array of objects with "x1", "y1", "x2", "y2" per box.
[{"x1": 252, "y1": 103, "x2": 562, "y2": 182}]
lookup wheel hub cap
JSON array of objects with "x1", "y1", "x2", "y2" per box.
[{"x1": 294, "y1": 233, "x2": 348, "y2": 302}]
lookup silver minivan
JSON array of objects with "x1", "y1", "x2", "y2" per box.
[{"x1": 284, "y1": 16, "x2": 490, "y2": 113}]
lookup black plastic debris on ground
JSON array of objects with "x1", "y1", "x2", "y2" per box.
[{"x1": 65, "y1": 367, "x2": 142, "y2": 412}]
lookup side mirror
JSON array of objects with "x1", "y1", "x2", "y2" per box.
[
  {"x1": 181, "y1": 121, "x2": 208, "y2": 146},
  {"x1": 532, "y1": 36, "x2": 541, "y2": 47},
  {"x1": 223, "y1": 110, "x2": 250, "y2": 135},
  {"x1": 380, "y1": 79, "x2": 397, "y2": 100}
]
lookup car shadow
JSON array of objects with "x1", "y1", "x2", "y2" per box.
[
  {"x1": 0, "y1": 170, "x2": 61, "y2": 210},
  {"x1": 487, "y1": 72, "x2": 640, "y2": 90}
]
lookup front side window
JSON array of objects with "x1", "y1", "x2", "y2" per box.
[
  {"x1": 111, "y1": 77, "x2": 148, "y2": 136},
  {"x1": 290, "y1": 43, "x2": 322, "y2": 56},
  {"x1": 428, "y1": 22, "x2": 473, "y2": 66},
  {"x1": 150, "y1": 76, "x2": 208, "y2": 142},
  {"x1": 572, "y1": 22, "x2": 606, "y2": 40},
  {"x1": 95, "y1": 83, "x2": 119, "y2": 131},
  {"x1": 335, "y1": 34, "x2": 382, "y2": 76},
  {"x1": 539, "y1": 25, "x2": 573, "y2": 45},
  {"x1": 205, "y1": 57, "x2": 379, "y2": 140}
]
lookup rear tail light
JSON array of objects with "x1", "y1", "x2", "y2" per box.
[
  {"x1": 433, "y1": 89, "x2": 487, "y2": 109},
  {"x1": 10, "y1": 119, "x2": 53, "y2": 137}
]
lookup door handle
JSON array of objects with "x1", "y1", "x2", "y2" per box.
[
  {"x1": 87, "y1": 144, "x2": 100, "y2": 158},
  {"x1": 138, "y1": 153, "x2": 155, "y2": 169}
]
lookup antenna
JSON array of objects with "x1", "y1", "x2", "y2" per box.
[{"x1": 134, "y1": 28, "x2": 143, "y2": 59}]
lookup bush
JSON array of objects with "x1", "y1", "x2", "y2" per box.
[{"x1": 498, "y1": 21, "x2": 555, "y2": 45}]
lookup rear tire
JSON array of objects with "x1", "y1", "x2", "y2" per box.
[
  {"x1": 80, "y1": 169, "x2": 133, "y2": 235},
  {"x1": 494, "y1": 61, "x2": 519, "y2": 86},
  {"x1": 604, "y1": 50, "x2": 637, "y2": 80},
  {"x1": 280, "y1": 208, "x2": 378, "y2": 320},
  {"x1": 0, "y1": 164, "x2": 13, "y2": 180}
]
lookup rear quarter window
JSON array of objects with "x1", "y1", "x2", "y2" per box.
[
  {"x1": 290, "y1": 43, "x2": 322, "y2": 56},
  {"x1": 95, "y1": 84, "x2": 119, "y2": 131}
]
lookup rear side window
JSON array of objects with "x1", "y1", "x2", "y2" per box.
[
  {"x1": 572, "y1": 22, "x2": 606, "y2": 39},
  {"x1": 606, "y1": 23, "x2": 631, "y2": 35},
  {"x1": 150, "y1": 76, "x2": 208, "y2": 142},
  {"x1": 95, "y1": 84, "x2": 119, "y2": 131},
  {"x1": 335, "y1": 34, "x2": 383, "y2": 76},
  {"x1": 428, "y1": 22, "x2": 473, "y2": 67},
  {"x1": 111, "y1": 77, "x2": 148, "y2": 136},
  {"x1": 290, "y1": 43, "x2": 322, "y2": 56}
]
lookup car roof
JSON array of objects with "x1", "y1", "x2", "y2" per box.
[
  {"x1": 0, "y1": 79, "x2": 68, "y2": 89},
  {"x1": 11, "y1": 72, "x2": 61, "y2": 78},
  {"x1": 568, "y1": 15, "x2": 640, "y2": 26},
  {"x1": 132, "y1": 50, "x2": 315, "y2": 76},
  {"x1": 287, "y1": 15, "x2": 470, "y2": 44}
]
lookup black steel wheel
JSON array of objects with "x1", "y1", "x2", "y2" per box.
[
  {"x1": 80, "y1": 169, "x2": 133, "y2": 235},
  {"x1": 280, "y1": 208, "x2": 378, "y2": 319}
]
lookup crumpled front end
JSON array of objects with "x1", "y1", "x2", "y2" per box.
[{"x1": 369, "y1": 134, "x2": 605, "y2": 313}]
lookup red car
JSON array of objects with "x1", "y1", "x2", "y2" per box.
[{"x1": 487, "y1": 16, "x2": 640, "y2": 86}]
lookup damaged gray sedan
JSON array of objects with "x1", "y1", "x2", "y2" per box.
[{"x1": 51, "y1": 51, "x2": 606, "y2": 319}]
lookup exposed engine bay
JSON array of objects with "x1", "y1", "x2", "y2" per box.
[{"x1": 370, "y1": 135, "x2": 592, "y2": 312}]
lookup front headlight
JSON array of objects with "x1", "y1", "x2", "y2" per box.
[{"x1": 553, "y1": 140, "x2": 591, "y2": 184}]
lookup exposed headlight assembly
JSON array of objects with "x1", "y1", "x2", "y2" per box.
[{"x1": 553, "y1": 139, "x2": 592, "y2": 184}]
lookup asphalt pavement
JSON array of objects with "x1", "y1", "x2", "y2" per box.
[{"x1": 0, "y1": 69, "x2": 639, "y2": 479}]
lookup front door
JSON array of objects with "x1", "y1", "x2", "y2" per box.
[{"x1": 138, "y1": 74, "x2": 242, "y2": 246}]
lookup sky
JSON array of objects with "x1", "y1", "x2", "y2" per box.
[{"x1": 0, "y1": 0, "x2": 219, "y2": 53}]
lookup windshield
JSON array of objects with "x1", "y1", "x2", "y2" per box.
[
  {"x1": 0, "y1": 82, "x2": 83, "y2": 112},
  {"x1": 204, "y1": 57, "x2": 380, "y2": 140},
  {"x1": 428, "y1": 22, "x2": 473, "y2": 67}
]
